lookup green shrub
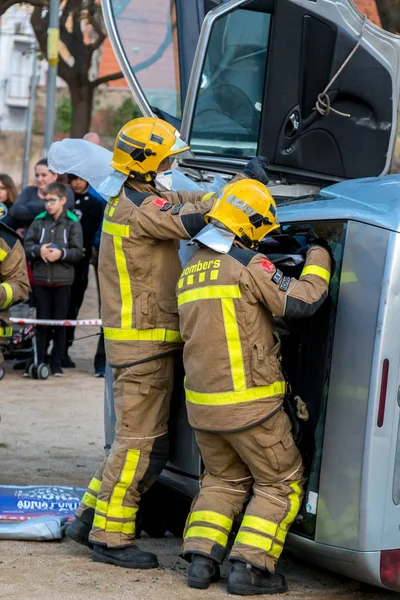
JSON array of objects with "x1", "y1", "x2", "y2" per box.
[
  {"x1": 112, "y1": 97, "x2": 142, "y2": 131},
  {"x1": 56, "y1": 96, "x2": 72, "y2": 134}
]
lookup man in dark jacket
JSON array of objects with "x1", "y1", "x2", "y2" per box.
[
  {"x1": 62, "y1": 175, "x2": 104, "y2": 368},
  {"x1": 24, "y1": 182, "x2": 83, "y2": 376}
]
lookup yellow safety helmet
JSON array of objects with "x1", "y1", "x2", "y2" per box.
[
  {"x1": 205, "y1": 179, "x2": 279, "y2": 248},
  {"x1": 110, "y1": 117, "x2": 192, "y2": 182}
]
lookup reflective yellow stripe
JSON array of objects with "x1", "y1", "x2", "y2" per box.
[
  {"x1": 187, "y1": 275, "x2": 194, "y2": 285},
  {"x1": 0, "y1": 283, "x2": 13, "y2": 309},
  {"x1": 210, "y1": 270, "x2": 219, "y2": 281},
  {"x1": 81, "y1": 491, "x2": 97, "y2": 509},
  {"x1": 88, "y1": 477, "x2": 101, "y2": 493},
  {"x1": 199, "y1": 272, "x2": 205, "y2": 283},
  {"x1": 95, "y1": 501, "x2": 138, "y2": 520},
  {"x1": 113, "y1": 236, "x2": 133, "y2": 329},
  {"x1": 93, "y1": 515, "x2": 135, "y2": 534},
  {"x1": 0, "y1": 248, "x2": 8, "y2": 261},
  {"x1": 108, "y1": 505, "x2": 137, "y2": 519},
  {"x1": 301, "y1": 265, "x2": 330, "y2": 283},
  {"x1": 270, "y1": 542, "x2": 284, "y2": 558},
  {"x1": 201, "y1": 192, "x2": 215, "y2": 203},
  {"x1": 185, "y1": 526, "x2": 228, "y2": 547},
  {"x1": 178, "y1": 278, "x2": 184, "y2": 289},
  {"x1": 242, "y1": 516, "x2": 280, "y2": 541},
  {"x1": 236, "y1": 482, "x2": 302, "y2": 557},
  {"x1": 110, "y1": 449, "x2": 140, "y2": 506},
  {"x1": 0, "y1": 326, "x2": 13, "y2": 337},
  {"x1": 189, "y1": 511, "x2": 233, "y2": 532},
  {"x1": 178, "y1": 285, "x2": 241, "y2": 307},
  {"x1": 104, "y1": 327, "x2": 182, "y2": 342},
  {"x1": 235, "y1": 531, "x2": 272, "y2": 552},
  {"x1": 279, "y1": 481, "x2": 302, "y2": 533},
  {"x1": 95, "y1": 500, "x2": 108, "y2": 514},
  {"x1": 185, "y1": 381, "x2": 285, "y2": 406},
  {"x1": 102, "y1": 219, "x2": 130, "y2": 237},
  {"x1": 221, "y1": 298, "x2": 245, "y2": 391}
]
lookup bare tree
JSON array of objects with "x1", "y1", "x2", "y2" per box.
[
  {"x1": 0, "y1": 0, "x2": 124, "y2": 136},
  {"x1": 374, "y1": 0, "x2": 400, "y2": 33}
]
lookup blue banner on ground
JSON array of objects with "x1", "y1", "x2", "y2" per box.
[{"x1": 0, "y1": 485, "x2": 85, "y2": 521}]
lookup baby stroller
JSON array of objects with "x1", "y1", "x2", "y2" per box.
[{"x1": 1, "y1": 302, "x2": 49, "y2": 380}]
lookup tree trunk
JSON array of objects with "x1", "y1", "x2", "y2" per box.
[
  {"x1": 375, "y1": 0, "x2": 400, "y2": 33},
  {"x1": 69, "y1": 82, "x2": 94, "y2": 138}
]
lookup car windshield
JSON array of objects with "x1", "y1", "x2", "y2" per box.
[
  {"x1": 189, "y1": 8, "x2": 271, "y2": 158},
  {"x1": 110, "y1": 0, "x2": 181, "y2": 118}
]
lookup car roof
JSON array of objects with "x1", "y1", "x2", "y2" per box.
[{"x1": 278, "y1": 175, "x2": 400, "y2": 233}]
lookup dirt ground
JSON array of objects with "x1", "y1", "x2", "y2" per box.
[{"x1": 0, "y1": 272, "x2": 395, "y2": 600}]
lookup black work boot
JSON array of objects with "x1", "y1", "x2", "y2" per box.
[
  {"x1": 187, "y1": 554, "x2": 221, "y2": 589},
  {"x1": 227, "y1": 561, "x2": 288, "y2": 595},
  {"x1": 92, "y1": 544, "x2": 159, "y2": 569},
  {"x1": 66, "y1": 509, "x2": 94, "y2": 548}
]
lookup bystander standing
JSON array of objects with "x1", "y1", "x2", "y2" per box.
[{"x1": 24, "y1": 182, "x2": 83, "y2": 376}]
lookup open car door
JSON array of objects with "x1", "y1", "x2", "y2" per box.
[
  {"x1": 102, "y1": 0, "x2": 400, "y2": 183},
  {"x1": 179, "y1": 0, "x2": 400, "y2": 183}
]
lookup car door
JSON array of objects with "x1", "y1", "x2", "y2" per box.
[
  {"x1": 180, "y1": 0, "x2": 400, "y2": 182},
  {"x1": 102, "y1": 0, "x2": 400, "y2": 183}
]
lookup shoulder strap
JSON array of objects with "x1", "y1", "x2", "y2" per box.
[
  {"x1": 124, "y1": 187, "x2": 153, "y2": 207},
  {"x1": 228, "y1": 246, "x2": 258, "y2": 267}
]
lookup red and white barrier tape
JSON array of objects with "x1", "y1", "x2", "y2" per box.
[{"x1": 10, "y1": 318, "x2": 102, "y2": 327}]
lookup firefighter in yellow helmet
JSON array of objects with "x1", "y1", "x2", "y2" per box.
[
  {"x1": 177, "y1": 179, "x2": 332, "y2": 595},
  {"x1": 67, "y1": 117, "x2": 271, "y2": 569},
  {"x1": 0, "y1": 221, "x2": 30, "y2": 379}
]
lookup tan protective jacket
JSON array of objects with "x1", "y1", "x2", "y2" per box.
[
  {"x1": 98, "y1": 181, "x2": 216, "y2": 367},
  {"x1": 0, "y1": 223, "x2": 30, "y2": 340},
  {"x1": 177, "y1": 244, "x2": 331, "y2": 432}
]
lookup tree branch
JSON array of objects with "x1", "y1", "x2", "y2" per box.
[{"x1": 90, "y1": 70, "x2": 124, "y2": 88}]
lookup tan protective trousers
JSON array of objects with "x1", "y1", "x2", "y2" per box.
[
  {"x1": 75, "y1": 354, "x2": 175, "y2": 548},
  {"x1": 182, "y1": 409, "x2": 303, "y2": 573}
]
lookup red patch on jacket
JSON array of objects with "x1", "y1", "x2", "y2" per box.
[
  {"x1": 260, "y1": 258, "x2": 275, "y2": 273},
  {"x1": 152, "y1": 198, "x2": 169, "y2": 208}
]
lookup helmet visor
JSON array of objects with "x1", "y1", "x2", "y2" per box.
[{"x1": 170, "y1": 131, "x2": 191, "y2": 153}]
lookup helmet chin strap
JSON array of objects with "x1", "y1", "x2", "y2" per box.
[{"x1": 128, "y1": 170, "x2": 156, "y2": 184}]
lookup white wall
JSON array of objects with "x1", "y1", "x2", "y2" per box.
[{"x1": 0, "y1": 6, "x2": 47, "y2": 132}]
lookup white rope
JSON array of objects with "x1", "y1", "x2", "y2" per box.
[
  {"x1": 10, "y1": 317, "x2": 102, "y2": 327},
  {"x1": 314, "y1": 15, "x2": 367, "y2": 118}
]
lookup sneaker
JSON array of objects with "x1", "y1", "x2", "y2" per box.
[
  {"x1": 51, "y1": 365, "x2": 64, "y2": 377},
  {"x1": 94, "y1": 369, "x2": 105, "y2": 378},
  {"x1": 61, "y1": 355, "x2": 76, "y2": 368}
]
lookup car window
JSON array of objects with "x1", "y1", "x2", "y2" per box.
[{"x1": 189, "y1": 9, "x2": 271, "y2": 158}]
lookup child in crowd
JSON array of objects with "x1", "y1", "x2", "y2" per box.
[{"x1": 24, "y1": 182, "x2": 83, "y2": 376}]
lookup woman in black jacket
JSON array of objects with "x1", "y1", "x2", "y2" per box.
[{"x1": 7, "y1": 159, "x2": 74, "y2": 234}]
